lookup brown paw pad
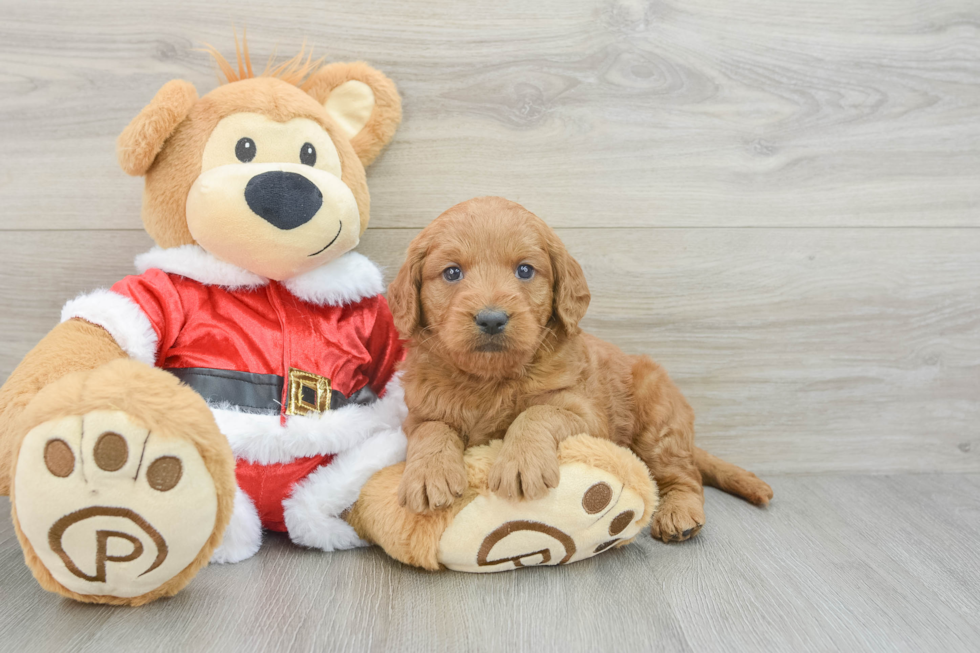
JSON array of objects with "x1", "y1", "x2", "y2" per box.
[
  {"x1": 582, "y1": 482, "x2": 613, "y2": 514},
  {"x1": 43, "y1": 439, "x2": 74, "y2": 478},
  {"x1": 609, "y1": 510, "x2": 635, "y2": 536},
  {"x1": 94, "y1": 432, "x2": 128, "y2": 471}
]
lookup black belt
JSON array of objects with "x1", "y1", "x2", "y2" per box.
[{"x1": 166, "y1": 367, "x2": 378, "y2": 416}]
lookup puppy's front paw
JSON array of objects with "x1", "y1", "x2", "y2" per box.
[
  {"x1": 651, "y1": 492, "x2": 705, "y2": 542},
  {"x1": 397, "y1": 457, "x2": 467, "y2": 513},
  {"x1": 488, "y1": 446, "x2": 561, "y2": 501}
]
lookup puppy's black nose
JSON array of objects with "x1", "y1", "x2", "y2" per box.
[
  {"x1": 244, "y1": 171, "x2": 323, "y2": 230},
  {"x1": 475, "y1": 310, "x2": 509, "y2": 335}
]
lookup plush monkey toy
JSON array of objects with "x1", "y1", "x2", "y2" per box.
[
  {"x1": 0, "y1": 43, "x2": 407, "y2": 605},
  {"x1": 0, "y1": 41, "x2": 658, "y2": 606}
]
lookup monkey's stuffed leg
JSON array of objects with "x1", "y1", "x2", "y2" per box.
[
  {"x1": 347, "y1": 434, "x2": 657, "y2": 571},
  {"x1": 8, "y1": 360, "x2": 235, "y2": 605}
]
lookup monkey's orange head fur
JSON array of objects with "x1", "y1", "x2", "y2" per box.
[
  {"x1": 388, "y1": 197, "x2": 591, "y2": 379},
  {"x1": 116, "y1": 36, "x2": 401, "y2": 281}
]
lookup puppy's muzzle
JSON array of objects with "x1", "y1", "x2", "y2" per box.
[
  {"x1": 245, "y1": 171, "x2": 323, "y2": 230},
  {"x1": 475, "y1": 309, "x2": 509, "y2": 336}
]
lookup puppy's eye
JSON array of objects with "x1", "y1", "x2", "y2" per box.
[
  {"x1": 442, "y1": 266, "x2": 463, "y2": 282},
  {"x1": 516, "y1": 263, "x2": 535, "y2": 280},
  {"x1": 300, "y1": 142, "x2": 316, "y2": 166},
  {"x1": 235, "y1": 137, "x2": 256, "y2": 163}
]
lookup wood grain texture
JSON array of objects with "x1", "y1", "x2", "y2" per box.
[
  {"x1": 2, "y1": 476, "x2": 979, "y2": 652},
  {"x1": 0, "y1": 0, "x2": 978, "y2": 230},
  {"x1": 2, "y1": 1, "x2": 978, "y2": 649},
  {"x1": 1, "y1": 0, "x2": 978, "y2": 473},
  {"x1": 1, "y1": 228, "x2": 977, "y2": 474}
]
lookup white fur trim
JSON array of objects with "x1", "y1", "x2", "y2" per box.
[
  {"x1": 134, "y1": 245, "x2": 385, "y2": 306},
  {"x1": 283, "y1": 427, "x2": 408, "y2": 551},
  {"x1": 212, "y1": 376, "x2": 407, "y2": 465},
  {"x1": 136, "y1": 245, "x2": 265, "y2": 290},
  {"x1": 282, "y1": 252, "x2": 385, "y2": 306},
  {"x1": 60, "y1": 289, "x2": 158, "y2": 366},
  {"x1": 210, "y1": 488, "x2": 263, "y2": 564}
]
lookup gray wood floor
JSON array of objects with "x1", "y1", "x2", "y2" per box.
[
  {"x1": 1, "y1": 0, "x2": 979, "y2": 650},
  {"x1": 2, "y1": 476, "x2": 980, "y2": 653}
]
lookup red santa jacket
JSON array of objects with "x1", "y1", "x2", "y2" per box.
[{"x1": 61, "y1": 245, "x2": 407, "y2": 548}]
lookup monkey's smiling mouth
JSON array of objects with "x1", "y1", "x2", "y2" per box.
[{"x1": 308, "y1": 221, "x2": 343, "y2": 257}]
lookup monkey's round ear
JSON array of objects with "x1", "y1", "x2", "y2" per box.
[
  {"x1": 117, "y1": 80, "x2": 198, "y2": 176},
  {"x1": 304, "y1": 62, "x2": 402, "y2": 167}
]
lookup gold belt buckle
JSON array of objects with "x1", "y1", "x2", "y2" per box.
[{"x1": 285, "y1": 367, "x2": 332, "y2": 416}]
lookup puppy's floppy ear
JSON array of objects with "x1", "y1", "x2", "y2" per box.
[
  {"x1": 388, "y1": 233, "x2": 428, "y2": 339},
  {"x1": 547, "y1": 229, "x2": 590, "y2": 335},
  {"x1": 117, "y1": 80, "x2": 197, "y2": 176},
  {"x1": 304, "y1": 62, "x2": 402, "y2": 167}
]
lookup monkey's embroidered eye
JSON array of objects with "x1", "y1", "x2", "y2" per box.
[
  {"x1": 443, "y1": 266, "x2": 463, "y2": 282},
  {"x1": 516, "y1": 263, "x2": 535, "y2": 280},
  {"x1": 235, "y1": 137, "x2": 256, "y2": 163},
  {"x1": 300, "y1": 142, "x2": 316, "y2": 166}
]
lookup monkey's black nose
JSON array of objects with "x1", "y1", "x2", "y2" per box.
[
  {"x1": 244, "y1": 171, "x2": 322, "y2": 230},
  {"x1": 475, "y1": 310, "x2": 509, "y2": 335}
]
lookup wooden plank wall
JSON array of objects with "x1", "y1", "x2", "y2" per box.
[{"x1": 0, "y1": 0, "x2": 977, "y2": 474}]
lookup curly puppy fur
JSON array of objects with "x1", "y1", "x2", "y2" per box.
[{"x1": 388, "y1": 196, "x2": 773, "y2": 543}]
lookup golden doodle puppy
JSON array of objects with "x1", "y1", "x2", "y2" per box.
[{"x1": 389, "y1": 196, "x2": 773, "y2": 542}]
